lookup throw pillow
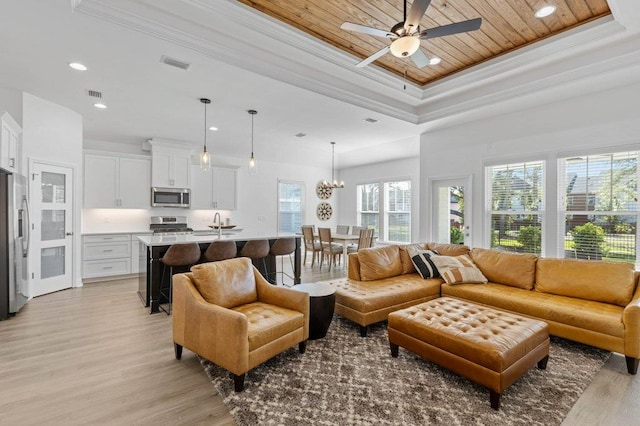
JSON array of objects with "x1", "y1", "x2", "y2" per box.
[
  {"x1": 406, "y1": 246, "x2": 440, "y2": 279},
  {"x1": 399, "y1": 243, "x2": 427, "y2": 274},
  {"x1": 429, "y1": 254, "x2": 488, "y2": 285}
]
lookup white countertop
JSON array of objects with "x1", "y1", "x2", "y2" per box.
[{"x1": 137, "y1": 231, "x2": 299, "y2": 247}]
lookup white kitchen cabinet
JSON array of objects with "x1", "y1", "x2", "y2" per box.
[
  {"x1": 84, "y1": 154, "x2": 151, "y2": 208},
  {"x1": 0, "y1": 112, "x2": 22, "y2": 173},
  {"x1": 82, "y1": 234, "x2": 132, "y2": 279},
  {"x1": 190, "y1": 165, "x2": 237, "y2": 210},
  {"x1": 150, "y1": 143, "x2": 191, "y2": 188},
  {"x1": 130, "y1": 233, "x2": 151, "y2": 274}
]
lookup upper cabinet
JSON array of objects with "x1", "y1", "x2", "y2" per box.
[
  {"x1": 84, "y1": 153, "x2": 151, "y2": 208},
  {"x1": 0, "y1": 112, "x2": 22, "y2": 174},
  {"x1": 149, "y1": 140, "x2": 191, "y2": 188},
  {"x1": 191, "y1": 165, "x2": 237, "y2": 210}
]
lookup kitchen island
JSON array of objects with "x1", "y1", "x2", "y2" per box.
[{"x1": 137, "y1": 232, "x2": 301, "y2": 313}]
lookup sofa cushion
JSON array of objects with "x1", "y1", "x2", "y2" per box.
[
  {"x1": 470, "y1": 248, "x2": 537, "y2": 290},
  {"x1": 536, "y1": 258, "x2": 636, "y2": 307},
  {"x1": 358, "y1": 245, "x2": 403, "y2": 281},
  {"x1": 426, "y1": 242, "x2": 471, "y2": 256},
  {"x1": 398, "y1": 243, "x2": 426, "y2": 274},
  {"x1": 430, "y1": 254, "x2": 487, "y2": 285},
  {"x1": 190, "y1": 257, "x2": 258, "y2": 308},
  {"x1": 442, "y1": 282, "x2": 625, "y2": 338},
  {"x1": 406, "y1": 246, "x2": 440, "y2": 279}
]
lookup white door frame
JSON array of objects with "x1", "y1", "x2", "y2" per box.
[
  {"x1": 428, "y1": 175, "x2": 473, "y2": 247},
  {"x1": 28, "y1": 159, "x2": 77, "y2": 297}
]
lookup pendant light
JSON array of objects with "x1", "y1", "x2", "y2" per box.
[
  {"x1": 199, "y1": 98, "x2": 211, "y2": 171},
  {"x1": 322, "y1": 141, "x2": 344, "y2": 189},
  {"x1": 248, "y1": 109, "x2": 257, "y2": 175}
]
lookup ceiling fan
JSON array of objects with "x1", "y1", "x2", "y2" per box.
[{"x1": 340, "y1": 0, "x2": 482, "y2": 68}]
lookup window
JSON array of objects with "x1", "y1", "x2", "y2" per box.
[
  {"x1": 357, "y1": 183, "x2": 379, "y2": 233},
  {"x1": 385, "y1": 181, "x2": 411, "y2": 243},
  {"x1": 278, "y1": 181, "x2": 305, "y2": 233},
  {"x1": 559, "y1": 151, "x2": 638, "y2": 264},
  {"x1": 357, "y1": 180, "x2": 411, "y2": 243},
  {"x1": 486, "y1": 161, "x2": 544, "y2": 255}
]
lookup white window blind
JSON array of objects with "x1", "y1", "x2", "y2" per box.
[
  {"x1": 486, "y1": 161, "x2": 545, "y2": 254},
  {"x1": 384, "y1": 180, "x2": 411, "y2": 243},
  {"x1": 559, "y1": 151, "x2": 638, "y2": 265},
  {"x1": 357, "y1": 183, "x2": 379, "y2": 234},
  {"x1": 278, "y1": 181, "x2": 305, "y2": 233}
]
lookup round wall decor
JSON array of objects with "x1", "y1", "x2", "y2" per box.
[
  {"x1": 317, "y1": 202, "x2": 333, "y2": 221},
  {"x1": 316, "y1": 181, "x2": 332, "y2": 199}
]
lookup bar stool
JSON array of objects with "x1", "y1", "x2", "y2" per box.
[
  {"x1": 269, "y1": 237, "x2": 296, "y2": 286},
  {"x1": 239, "y1": 239, "x2": 270, "y2": 278},
  {"x1": 204, "y1": 240, "x2": 237, "y2": 262},
  {"x1": 159, "y1": 243, "x2": 201, "y2": 315}
]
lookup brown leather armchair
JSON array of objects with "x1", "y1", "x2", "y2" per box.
[{"x1": 172, "y1": 257, "x2": 310, "y2": 391}]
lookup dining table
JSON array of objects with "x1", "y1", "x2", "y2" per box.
[{"x1": 330, "y1": 233, "x2": 361, "y2": 265}]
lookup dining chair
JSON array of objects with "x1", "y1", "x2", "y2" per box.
[
  {"x1": 336, "y1": 225, "x2": 350, "y2": 234},
  {"x1": 318, "y1": 227, "x2": 343, "y2": 271},
  {"x1": 302, "y1": 225, "x2": 322, "y2": 267},
  {"x1": 347, "y1": 228, "x2": 375, "y2": 254},
  {"x1": 351, "y1": 226, "x2": 365, "y2": 235}
]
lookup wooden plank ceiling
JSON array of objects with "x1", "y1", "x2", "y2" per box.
[{"x1": 238, "y1": 0, "x2": 611, "y2": 86}]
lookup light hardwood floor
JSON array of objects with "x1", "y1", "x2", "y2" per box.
[{"x1": 0, "y1": 263, "x2": 638, "y2": 425}]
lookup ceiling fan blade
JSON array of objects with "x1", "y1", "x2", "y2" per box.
[
  {"x1": 420, "y1": 17, "x2": 482, "y2": 40},
  {"x1": 404, "y1": 0, "x2": 432, "y2": 34},
  {"x1": 356, "y1": 46, "x2": 391, "y2": 68},
  {"x1": 411, "y1": 48, "x2": 430, "y2": 68},
  {"x1": 341, "y1": 22, "x2": 395, "y2": 39}
]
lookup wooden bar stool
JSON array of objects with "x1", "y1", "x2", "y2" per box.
[
  {"x1": 204, "y1": 240, "x2": 237, "y2": 262},
  {"x1": 239, "y1": 239, "x2": 270, "y2": 278},
  {"x1": 269, "y1": 237, "x2": 296, "y2": 286},
  {"x1": 159, "y1": 243, "x2": 201, "y2": 315}
]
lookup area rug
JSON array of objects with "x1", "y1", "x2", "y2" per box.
[{"x1": 199, "y1": 316, "x2": 610, "y2": 425}]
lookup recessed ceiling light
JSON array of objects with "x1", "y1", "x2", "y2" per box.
[
  {"x1": 363, "y1": 118, "x2": 378, "y2": 123},
  {"x1": 535, "y1": 5, "x2": 556, "y2": 18},
  {"x1": 429, "y1": 57, "x2": 442, "y2": 65},
  {"x1": 69, "y1": 62, "x2": 87, "y2": 71},
  {"x1": 295, "y1": 133, "x2": 307, "y2": 138},
  {"x1": 93, "y1": 103, "x2": 107, "y2": 109},
  {"x1": 209, "y1": 126, "x2": 218, "y2": 131}
]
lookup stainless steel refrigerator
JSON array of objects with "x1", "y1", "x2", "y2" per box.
[{"x1": 0, "y1": 169, "x2": 29, "y2": 320}]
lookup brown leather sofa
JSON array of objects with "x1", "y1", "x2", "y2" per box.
[
  {"x1": 326, "y1": 244, "x2": 640, "y2": 374},
  {"x1": 172, "y1": 257, "x2": 310, "y2": 391}
]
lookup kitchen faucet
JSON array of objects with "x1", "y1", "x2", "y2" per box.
[{"x1": 213, "y1": 212, "x2": 222, "y2": 238}]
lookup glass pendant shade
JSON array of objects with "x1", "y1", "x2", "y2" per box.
[
  {"x1": 390, "y1": 36, "x2": 420, "y2": 58},
  {"x1": 248, "y1": 109, "x2": 258, "y2": 175},
  {"x1": 200, "y1": 98, "x2": 212, "y2": 171},
  {"x1": 248, "y1": 154, "x2": 257, "y2": 175}
]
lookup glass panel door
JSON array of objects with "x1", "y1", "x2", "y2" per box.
[
  {"x1": 432, "y1": 177, "x2": 472, "y2": 246},
  {"x1": 31, "y1": 163, "x2": 74, "y2": 296}
]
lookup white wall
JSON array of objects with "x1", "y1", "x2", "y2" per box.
[
  {"x1": 0, "y1": 87, "x2": 23, "y2": 128},
  {"x1": 419, "y1": 80, "x2": 640, "y2": 255},
  {"x1": 22, "y1": 92, "x2": 84, "y2": 289},
  {"x1": 81, "y1": 150, "x2": 335, "y2": 235},
  {"x1": 336, "y1": 155, "x2": 420, "y2": 242}
]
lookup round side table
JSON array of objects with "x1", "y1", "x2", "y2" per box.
[{"x1": 291, "y1": 283, "x2": 336, "y2": 340}]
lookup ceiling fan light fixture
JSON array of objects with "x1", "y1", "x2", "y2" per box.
[
  {"x1": 429, "y1": 56, "x2": 442, "y2": 65},
  {"x1": 535, "y1": 5, "x2": 556, "y2": 18},
  {"x1": 390, "y1": 36, "x2": 420, "y2": 58}
]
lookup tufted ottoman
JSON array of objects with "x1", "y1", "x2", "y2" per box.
[{"x1": 388, "y1": 297, "x2": 550, "y2": 410}]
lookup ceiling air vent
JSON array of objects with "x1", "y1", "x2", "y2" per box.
[
  {"x1": 295, "y1": 133, "x2": 307, "y2": 138},
  {"x1": 86, "y1": 89, "x2": 102, "y2": 99},
  {"x1": 160, "y1": 55, "x2": 191, "y2": 70},
  {"x1": 363, "y1": 117, "x2": 379, "y2": 123}
]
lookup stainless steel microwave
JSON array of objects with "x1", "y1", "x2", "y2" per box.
[{"x1": 151, "y1": 187, "x2": 190, "y2": 208}]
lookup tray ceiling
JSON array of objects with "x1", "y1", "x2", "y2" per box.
[{"x1": 238, "y1": 0, "x2": 611, "y2": 86}]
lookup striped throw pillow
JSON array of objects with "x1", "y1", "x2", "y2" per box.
[{"x1": 406, "y1": 247, "x2": 440, "y2": 279}]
